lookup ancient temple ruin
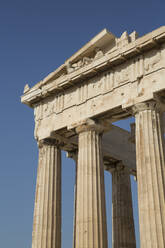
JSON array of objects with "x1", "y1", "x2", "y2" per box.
[{"x1": 21, "y1": 26, "x2": 165, "y2": 248}]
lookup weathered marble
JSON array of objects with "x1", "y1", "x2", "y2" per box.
[
  {"x1": 133, "y1": 100, "x2": 165, "y2": 248},
  {"x1": 108, "y1": 164, "x2": 136, "y2": 248},
  {"x1": 21, "y1": 26, "x2": 165, "y2": 248},
  {"x1": 74, "y1": 121, "x2": 108, "y2": 248},
  {"x1": 21, "y1": 27, "x2": 165, "y2": 141},
  {"x1": 32, "y1": 140, "x2": 61, "y2": 248}
]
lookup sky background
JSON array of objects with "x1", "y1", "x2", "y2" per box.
[{"x1": 0, "y1": 0, "x2": 164, "y2": 247}]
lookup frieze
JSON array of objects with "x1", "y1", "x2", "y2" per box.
[
  {"x1": 66, "y1": 31, "x2": 138, "y2": 75},
  {"x1": 77, "y1": 82, "x2": 88, "y2": 104},
  {"x1": 133, "y1": 55, "x2": 144, "y2": 80},
  {"x1": 114, "y1": 61, "x2": 132, "y2": 86},
  {"x1": 34, "y1": 47, "x2": 164, "y2": 122},
  {"x1": 144, "y1": 49, "x2": 161, "y2": 74},
  {"x1": 102, "y1": 70, "x2": 114, "y2": 93}
]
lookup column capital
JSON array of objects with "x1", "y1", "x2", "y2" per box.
[
  {"x1": 75, "y1": 123, "x2": 108, "y2": 247},
  {"x1": 66, "y1": 150, "x2": 78, "y2": 162},
  {"x1": 132, "y1": 98, "x2": 165, "y2": 115},
  {"x1": 134, "y1": 102, "x2": 165, "y2": 247},
  {"x1": 106, "y1": 161, "x2": 131, "y2": 174},
  {"x1": 75, "y1": 118, "x2": 111, "y2": 134},
  {"x1": 32, "y1": 141, "x2": 61, "y2": 248},
  {"x1": 38, "y1": 138, "x2": 61, "y2": 148}
]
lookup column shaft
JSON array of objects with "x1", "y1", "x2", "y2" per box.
[
  {"x1": 32, "y1": 142, "x2": 61, "y2": 248},
  {"x1": 111, "y1": 166, "x2": 136, "y2": 248},
  {"x1": 73, "y1": 162, "x2": 77, "y2": 248},
  {"x1": 75, "y1": 129, "x2": 108, "y2": 248},
  {"x1": 135, "y1": 102, "x2": 165, "y2": 247}
]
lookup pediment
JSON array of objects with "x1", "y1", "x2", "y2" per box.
[
  {"x1": 39, "y1": 29, "x2": 116, "y2": 84},
  {"x1": 65, "y1": 29, "x2": 116, "y2": 64},
  {"x1": 33, "y1": 29, "x2": 140, "y2": 87},
  {"x1": 64, "y1": 29, "x2": 118, "y2": 74}
]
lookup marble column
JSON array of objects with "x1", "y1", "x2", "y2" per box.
[
  {"x1": 67, "y1": 151, "x2": 78, "y2": 248},
  {"x1": 109, "y1": 163, "x2": 136, "y2": 248},
  {"x1": 133, "y1": 100, "x2": 165, "y2": 248},
  {"x1": 74, "y1": 120, "x2": 108, "y2": 248},
  {"x1": 32, "y1": 139, "x2": 61, "y2": 248}
]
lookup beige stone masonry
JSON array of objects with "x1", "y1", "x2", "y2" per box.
[
  {"x1": 133, "y1": 100, "x2": 165, "y2": 248},
  {"x1": 21, "y1": 26, "x2": 165, "y2": 248},
  {"x1": 109, "y1": 163, "x2": 136, "y2": 248},
  {"x1": 55, "y1": 123, "x2": 136, "y2": 173},
  {"x1": 21, "y1": 27, "x2": 165, "y2": 141},
  {"x1": 32, "y1": 140, "x2": 61, "y2": 248},
  {"x1": 74, "y1": 121, "x2": 108, "y2": 248}
]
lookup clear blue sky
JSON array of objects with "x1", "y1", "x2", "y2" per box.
[{"x1": 0, "y1": 0, "x2": 164, "y2": 247}]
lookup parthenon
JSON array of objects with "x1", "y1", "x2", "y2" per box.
[{"x1": 21, "y1": 26, "x2": 165, "y2": 247}]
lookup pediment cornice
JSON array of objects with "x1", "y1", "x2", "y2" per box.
[{"x1": 21, "y1": 26, "x2": 165, "y2": 106}]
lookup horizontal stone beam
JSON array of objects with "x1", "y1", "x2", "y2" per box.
[
  {"x1": 102, "y1": 125, "x2": 136, "y2": 174},
  {"x1": 21, "y1": 26, "x2": 165, "y2": 106},
  {"x1": 53, "y1": 123, "x2": 136, "y2": 175}
]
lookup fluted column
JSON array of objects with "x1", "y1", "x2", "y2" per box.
[
  {"x1": 67, "y1": 151, "x2": 78, "y2": 248},
  {"x1": 109, "y1": 163, "x2": 136, "y2": 248},
  {"x1": 133, "y1": 100, "x2": 165, "y2": 248},
  {"x1": 32, "y1": 139, "x2": 61, "y2": 248},
  {"x1": 74, "y1": 120, "x2": 108, "y2": 248}
]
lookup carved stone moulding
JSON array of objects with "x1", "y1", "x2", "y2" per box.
[
  {"x1": 21, "y1": 26, "x2": 165, "y2": 107},
  {"x1": 22, "y1": 27, "x2": 165, "y2": 165}
]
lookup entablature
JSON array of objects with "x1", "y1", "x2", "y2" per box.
[
  {"x1": 44, "y1": 123, "x2": 136, "y2": 175},
  {"x1": 21, "y1": 26, "x2": 165, "y2": 152},
  {"x1": 21, "y1": 26, "x2": 165, "y2": 107}
]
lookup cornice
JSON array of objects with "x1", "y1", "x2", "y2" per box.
[{"x1": 21, "y1": 26, "x2": 165, "y2": 107}]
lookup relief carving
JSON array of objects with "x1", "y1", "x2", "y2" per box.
[
  {"x1": 129, "y1": 31, "x2": 139, "y2": 42},
  {"x1": 34, "y1": 64, "x2": 132, "y2": 122},
  {"x1": 47, "y1": 101, "x2": 54, "y2": 116},
  {"x1": 115, "y1": 63, "x2": 131, "y2": 85},
  {"x1": 88, "y1": 76, "x2": 103, "y2": 99},
  {"x1": 116, "y1": 30, "x2": 138, "y2": 48},
  {"x1": 55, "y1": 93, "x2": 64, "y2": 113},
  {"x1": 134, "y1": 55, "x2": 144, "y2": 80},
  {"x1": 34, "y1": 49, "x2": 163, "y2": 123},
  {"x1": 94, "y1": 47, "x2": 104, "y2": 59},
  {"x1": 116, "y1": 31, "x2": 130, "y2": 48},
  {"x1": 66, "y1": 48, "x2": 104, "y2": 73},
  {"x1": 144, "y1": 49, "x2": 161, "y2": 73},
  {"x1": 64, "y1": 89, "x2": 76, "y2": 109},
  {"x1": 137, "y1": 79, "x2": 145, "y2": 97},
  {"x1": 34, "y1": 93, "x2": 65, "y2": 121}
]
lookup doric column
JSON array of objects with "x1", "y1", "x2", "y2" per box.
[
  {"x1": 108, "y1": 163, "x2": 136, "y2": 248},
  {"x1": 74, "y1": 120, "x2": 108, "y2": 248},
  {"x1": 67, "y1": 151, "x2": 78, "y2": 248},
  {"x1": 32, "y1": 139, "x2": 61, "y2": 248},
  {"x1": 133, "y1": 100, "x2": 165, "y2": 248}
]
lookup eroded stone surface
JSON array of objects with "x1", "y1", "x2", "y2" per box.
[
  {"x1": 133, "y1": 101, "x2": 165, "y2": 248},
  {"x1": 32, "y1": 141, "x2": 61, "y2": 248},
  {"x1": 75, "y1": 123, "x2": 108, "y2": 248},
  {"x1": 108, "y1": 164, "x2": 136, "y2": 248},
  {"x1": 22, "y1": 27, "x2": 165, "y2": 141},
  {"x1": 22, "y1": 26, "x2": 165, "y2": 248}
]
